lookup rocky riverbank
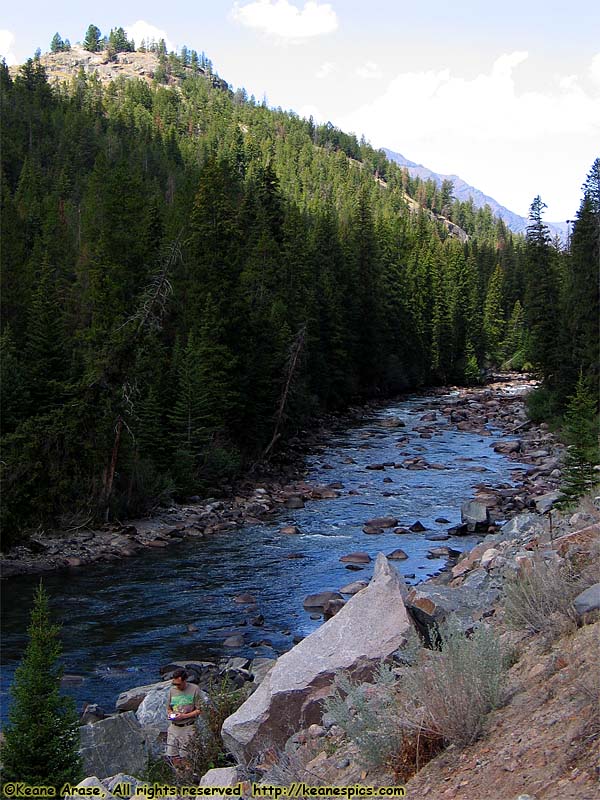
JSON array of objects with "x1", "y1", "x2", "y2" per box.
[
  {"x1": 64, "y1": 497, "x2": 599, "y2": 796},
  {"x1": 0, "y1": 373, "x2": 565, "y2": 579}
]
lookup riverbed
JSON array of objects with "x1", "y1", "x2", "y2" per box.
[{"x1": 0, "y1": 387, "x2": 528, "y2": 720}]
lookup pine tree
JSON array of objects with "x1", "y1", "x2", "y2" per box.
[
  {"x1": 483, "y1": 264, "x2": 505, "y2": 363},
  {"x1": 524, "y1": 196, "x2": 561, "y2": 384},
  {"x1": 50, "y1": 33, "x2": 65, "y2": 53},
  {"x1": 83, "y1": 24, "x2": 101, "y2": 52},
  {"x1": 560, "y1": 373, "x2": 599, "y2": 501},
  {"x1": 561, "y1": 159, "x2": 600, "y2": 396},
  {"x1": 0, "y1": 583, "x2": 82, "y2": 790}
]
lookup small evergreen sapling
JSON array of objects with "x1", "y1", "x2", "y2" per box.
[
  {"x1": 0, "y1": 583, "x2": 82, "y2": 790},
  {"x1": 561, "y1": 372, "x2": 599, "y2": 501}
]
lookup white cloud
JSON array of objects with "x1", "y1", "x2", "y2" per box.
[
  {"x1": 298, "y1": 103, "x2": 323, "y2": 122},
  {"x1": 0, "y1": 29, "x2": 17, "y2": 66},
  {"x1": 356, "y1": 61, "x2": 383, "y2": 80},
  {"x1": 231, "y1": 1, "x2": 338, "y2": 39},
  {"x1": 338, "y1": 52, "x2": 600, "y2": 220},
  {"x1": 315, "y1": 61, "x2": 337, "y2": 79},
  {"x1": 126, "y1": 20, "x2": 173, "y2": 52},
  {"x1": 590, "y1": 53, "x2": 600, "y2": 85}
]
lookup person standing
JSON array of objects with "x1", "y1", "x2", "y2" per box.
[{"x1": 166, "y1": 668, "x2": 204, "y2": 769}]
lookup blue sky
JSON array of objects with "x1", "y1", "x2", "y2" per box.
[{"x1": 2, "y1": 1, "x2": 599, "y2": 220}]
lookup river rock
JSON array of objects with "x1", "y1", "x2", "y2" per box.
[
  {"x1": 362, "y1": 525, "x2": 384, "y2": 535},
  {"x1": 364, "y1": 516, "x2": 398, "y2": 529},
  {"x1": 461, "y1": 500, "x2": 489, "y2": 531},
  {"x1": 323, "y1": 598, "x2": 346, "y2": 619},
  {"x1": 221, "y1": 554, "x2": 414, "y2": 764},
  {"x1": 224, "y1": 634, "x2": 245, "y2": 647},
  {"x1": 233, "y1": 593, "x2": 257, "y2": 604},
  {"x1": 339, "y1": 580, "x2": 369, "y2": 595},
  {"x1": 387, "y1": 549, "x2": 408, "y2": 560},
  {"x1": 280, "y1": 526, "x2": 302, "y2": 535},
  {"x1": 492, "y1": 440, "x2": 521, "y2": 454},
  {"x1": 303, "y1": 591, "x2": 344, "y2": 609},
  {"x1": 340, "y1": 552, "x2": 371, "y2": 564},
  {"x1": 285, "y1": 496, "x2": 305, "y2": 511},
  {"x1": 409, "y1": 520, "x2": 427, "y2": 532},
  {"x1": 116, "y1": 680, "x2": 170, "y2": 713},
  {"x1": 79, "y1": 711, "x2": 149, "y2": 779}
]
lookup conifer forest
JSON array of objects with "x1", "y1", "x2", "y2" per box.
[{"x1": 1, "y1": 52, "x2": 598, "y2": 546}]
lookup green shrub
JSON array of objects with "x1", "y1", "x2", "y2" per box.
[
  {"x1": 525, "y1": 385, "x2": 562, "y2": 424},
  {"x1": 323, "y1": 663, "x2": 408, "y2": 770},
  {"x1": 405, "y1": 618, "x2": 507, "y2": 748}
]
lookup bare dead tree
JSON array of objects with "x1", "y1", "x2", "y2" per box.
[{"x1": 263, "y1": 324, "x2": 307, "y2": 459}]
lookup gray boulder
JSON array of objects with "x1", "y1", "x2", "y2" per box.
[
  {"x1": 79, "y1": 711, "x2": 149, "y2": 779},
  {"x1": 460, "y1": 500, "x2": 489, "y2": 531},
  {"x1": 534, "y1": 491, "x2": 561, "y2": 514},
  {"x1": 221, "y1": 553, "x2": 413, "y2": 764},
  {"x1": 200, "y1": 767, "x2": 241, "y2": 798},
  {"x1": 116, "y1": 680, "x2": 170, "y2": 713},
  {"x1": 574, "y1": 583, "x2": 600, "y2": 617},
  {"x1": 498, "y1": 513, "x2": 546, "y2": 541}
]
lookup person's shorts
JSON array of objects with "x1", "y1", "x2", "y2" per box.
[{"x1": 166, "y1": 722, "x2": 197, "y2": 758}]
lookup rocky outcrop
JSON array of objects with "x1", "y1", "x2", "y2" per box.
[
  {"x1": 221, "y1": 554, "x2": 414, "y2": 764},
  {"x1": 79, "y1": 711, "x2": 149, "y2": 779}
]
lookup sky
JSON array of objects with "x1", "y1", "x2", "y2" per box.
[{"x1": 2, "y1": 1, "x2": 599, "y2": 221}]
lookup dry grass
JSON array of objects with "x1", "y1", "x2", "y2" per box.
[{"x1": 503, "y1": 559, "x2": 579, "y2": 639}]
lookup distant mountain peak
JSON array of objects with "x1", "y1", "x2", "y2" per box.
[{"x1": 383, "y1": 148, "x2": 568, "y2": 241}]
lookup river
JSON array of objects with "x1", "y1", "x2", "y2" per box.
[{"x1": 0, "y1": 388, "x2": 525, "y2": 721}]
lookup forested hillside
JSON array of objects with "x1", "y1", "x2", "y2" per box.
[{"x1": 1, "y1": 50, "x2": 597, "y2": 545}]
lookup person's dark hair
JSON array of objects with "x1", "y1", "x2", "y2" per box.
[{"x1": 172, "y1": 668, "x2": 187, "y2": 680}]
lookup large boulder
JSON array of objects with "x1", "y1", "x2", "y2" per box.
[
  {"x1": 79, "y1": 711, "x2": 149, "y2": 779},
  {"x1": 199, "y1": 767, "x2": 242, "y2": 799},
  {"x1": 406, "y1": 576, "x2": 500, "y2": 643},
  {"x1": 221, "y1": 553, "x2": 413, "y2": 764},
  {"x1": 116, "y1": 680, "x2": 170, "y2": 713}
]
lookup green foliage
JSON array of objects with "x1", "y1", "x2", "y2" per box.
[
  {"x1": 0, "y1": 583, "x2": 82, "y2": 790},
  {"x1": 0, "y1": 49, "x2": 568, "y2": 538},
  {"x1": 50, "y1": 34, "x2": 70, "y2": 53},
  {"x1": 83, "y1": 24, "x2": 102, "y2": 52},
  {"x1": 524, "y1": 196, "x2": 561, "y2": 385},
  {"x1": 404, "y1": 617, "x2": 507, "y2": 747},
  {"x1": 323, "y1": 663, "x2": 408, "y2": 770},
  {"x1": 560, "y1": 373, "x2": 600, "y2": 500},
  {"x1": 525, "y1": 385, "x2": 562, "y2": 425}
]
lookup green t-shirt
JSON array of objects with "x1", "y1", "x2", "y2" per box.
[{"x1": 168, "y1": 682, "x2": 202, "y2": 717}]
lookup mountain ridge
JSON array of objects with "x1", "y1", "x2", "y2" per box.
[{"x1": 383, "y1": 147, "x2": 569, "y2": 241}]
